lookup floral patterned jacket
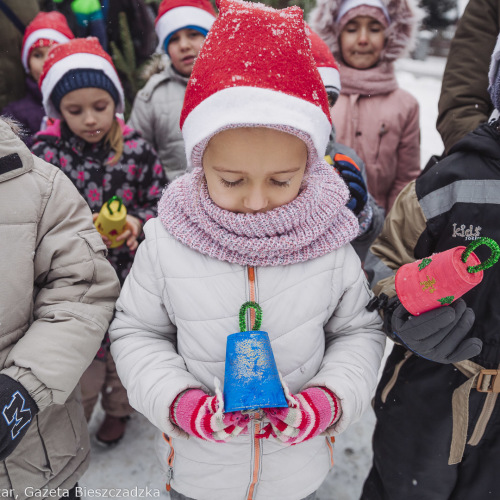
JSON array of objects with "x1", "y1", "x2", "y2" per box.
[{"x1": 31, "y1": 118, "x2": 167, "y2": 285}]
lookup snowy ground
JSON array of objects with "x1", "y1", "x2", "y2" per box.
[{"x1": 79, "y1": 56, "x2": 446, "y2": 500}]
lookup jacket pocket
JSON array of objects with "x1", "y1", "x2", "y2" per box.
[{"x1": 79, "y1": 228, "x2": 108, "y2": 256}]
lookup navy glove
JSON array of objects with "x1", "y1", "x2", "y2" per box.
[
  {"x1": 0, "y1": 374, "x2": 38, "y2": 461},
  {"x1": 334, "y1": 155, "x2": 368, "y2": 216},
  {"x1": 388, "y1": 298, "x2": 482, "y2": 364}
]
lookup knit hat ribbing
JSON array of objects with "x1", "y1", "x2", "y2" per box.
[
  {"x1": 155, "y1": 0, "x2": 216, "y2": 52},
  {"x1": 336, "y1": 0, "x2": 390, "y2": 23},
  {"x1": 22, "y1": 11, "x2": 74, "y2": 73},
  {"x1": 50, "y1": 68, "x2": 120, "y2": 113},
  {"x1": 338, "y1": 5, "x2": 389, "y2": 33},
  {"x1": 180, "y1": 0, "x2": 332, "y2": 166},
  {"x1": 306, "y1": 25, "x2": 341, "y2": 101},
  {"x1": 39, "y1": 37, "x2": 125, "y2": 119}
]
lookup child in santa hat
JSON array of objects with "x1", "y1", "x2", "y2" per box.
[
  {"x1": 2, "y1": 11, "x2": 74, "y2": 147},
  {"x1": 31, "y1": 37, "x2": 166, "y2": 446},
  {"x1": 307, "y1": 24, "x2": 385, "y2": 265},
  {"x1": 309, "y1": 0, "x2": 422, "y2": 213},
  {"x1": 128, "y1": 0, "x2": 216, "y2": 182},
  {"x1": 109, "y1": 1, "x2": 385, "y2": 498}
]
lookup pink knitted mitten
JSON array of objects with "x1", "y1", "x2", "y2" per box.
[
  {"x1": 170, "y1": 388, "x2": 249, "y2": 442},
  {"x1": 261, "y1": 387, "x2": 340, "y2": 445}
]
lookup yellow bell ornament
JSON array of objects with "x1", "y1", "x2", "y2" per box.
[{"x1": 94, "y1": 196, "x2": 127, "y2": 248}]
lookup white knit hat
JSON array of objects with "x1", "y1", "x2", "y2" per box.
[{"x1": 336, "y1": 0, "x2": 390, "y2": 23}]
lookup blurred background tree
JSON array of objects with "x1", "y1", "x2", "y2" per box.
[{"x1": 419, "y1": 0, "x2": 458, "y2": 30}]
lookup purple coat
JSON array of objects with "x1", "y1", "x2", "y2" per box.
[{"x1": 2, "y1": 77, "x2": 44, "y2": 148}]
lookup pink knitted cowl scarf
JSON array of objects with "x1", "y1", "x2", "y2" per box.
[{"x1": 158, "y1": 128, "x2": 359, "y2": 267}]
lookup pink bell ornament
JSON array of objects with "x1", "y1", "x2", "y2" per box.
[{"x1": 395, "y1": 237, "x2": 500, "y2": 316}]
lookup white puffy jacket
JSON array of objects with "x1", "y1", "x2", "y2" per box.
[{"x1": 110, "y1": 218, "x2": 385, "y2": 500}]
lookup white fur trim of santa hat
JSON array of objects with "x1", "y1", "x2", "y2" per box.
[
  {"x1": 318, "y1": 66, "x2": 341, "y2": 94},
  {"x1": 41, "y1": 52, "x2": 125, "y2": 119},
  {"x1": 182, "y1": 86, "x2": 332, "y2": 167},
  {"x1": 22, "y1": 29, "x2": 71, "y2": 73},
  {"x1": 155, "y1": 6, "x2": 216, "y2": 52},
  {"x1": 336, "y1": 0, "x2": 390, "y2": 23}
]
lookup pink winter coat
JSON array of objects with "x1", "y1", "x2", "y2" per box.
[{"x1": 332, "y1": 88, "x2": 420, "y2": 212}]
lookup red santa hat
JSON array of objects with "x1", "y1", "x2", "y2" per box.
[
  {"x1": 39, "y1": 37, "x2": 125, "y2": 119},
  {"x1": 180, "y1": 0, "x2": 332, "y2": 166},
  {"x1": 22, "y1": 11, "x2": 74, "y2": 73},
  {"x1": 155, "y1": 0, "x2": 217, "y2": 53},
  {"x1": 306, "y1": 25, "x2": 341, "y2": 102}
]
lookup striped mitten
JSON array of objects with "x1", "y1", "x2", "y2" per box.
[
  {"x1": 262, "y1": 387, "x2": 340, "y2": 445},
  {"x1": 170, "y1": 388, "x2": 249, "y2": 442}
]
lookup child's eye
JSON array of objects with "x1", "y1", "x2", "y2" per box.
[
  {"x1": 67, "y1": 109, "x2": 81, "y2": 115},
  {"x1": 270, "y1": 179, "x2": 291, "y2": 187},
  {"x1": 95, "y1": 106, "x2": 107, "y2": 112},
  {"x1": 220, "y1": 178, "x2": 243, "y2": 187}
]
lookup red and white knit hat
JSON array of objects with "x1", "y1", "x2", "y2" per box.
[
  {"x1": 306, "y1": 25, "x2": 341, "y2": 100},
  {"x1": 180, "y1": 0, "x2": 332, "y2": 166},
  {"x1": 39, "y1": 37, "x2": 125, "y2": 120},
  {"x1": 22, "y1": 11, "x2": 74, "y2": 73},
  {"x1": 155, "y1": 0, "x2": 217, "y2": 52}
]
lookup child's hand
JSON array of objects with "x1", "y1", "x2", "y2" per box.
[
  {"x1": 92, "y1": 213, "x2": 112, "y2": 247},
  {"x1": 170, "y1": 389, "x2": 250, "y2": 442},
  {"x1": 115, "y1": 214, "x2": 142, "y2": 251},
  {"x1": 260, "y1": 387, "x2": 339, "y2": 445}
]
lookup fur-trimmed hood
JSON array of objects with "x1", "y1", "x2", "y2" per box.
[{"x1": 309, "y1": 0, "x2": 423, "y2": 63}]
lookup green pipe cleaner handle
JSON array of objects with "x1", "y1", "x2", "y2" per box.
[
  {"x1": 106, "y1": 195, "x2": 123, "y2": 215},
  {"x1": 461, "y1": 237, "x2": 500, "y2": 273},
  {"x1": 239, "y1": 301, "x2": 262, "y2": 332}
]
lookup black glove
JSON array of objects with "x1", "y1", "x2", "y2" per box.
[
  {"x1": 334, "y1": 155, "x2": 368, "y2": 216},
  {"x1": 0, "y1": 374, "x2": 38, "y2": 461},
  {"x1": 388, "y1": 298, "x2": 482, "y2": 364}
]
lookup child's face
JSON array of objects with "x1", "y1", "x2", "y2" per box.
[
  {"x1": 340, "y1": 16, "x2": 386, "y2": 69},
  {"x1": 167, "y1": 28, "x2": 205, "y2": 77},
  {"x1": 203, "y1": 127, "x2": 308, "y2": 213},
  {"x1": 59, "y1": 88, "x2": 115, "y2": 143},
  {"x1": 29, "y1": 46, "x2": 51, "y2": 83}
]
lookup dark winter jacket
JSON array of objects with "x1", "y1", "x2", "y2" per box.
[
  {"x1": 31, "y1": 118, "x2": 167, "y2": 284},
  {"x1": 0, "y1": 1, "x2": 39, "y2": 111},
  {"x1": 362, "y1": 122, "x2": 500, "y2": 496},
  {"x1": 368, "y1": 121, "x2": 500, "y2": 366},
  {"x1": 2, "y1": 77, "x2": 45, "y2": 147},
  {"x1": 0, "y1": 118, "x2": 119, "y2": 498},
  {"x1": 437, "y1": 0, "x2": 500, "y2": 153}
]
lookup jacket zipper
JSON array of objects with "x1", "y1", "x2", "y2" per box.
[
  {"x1": 325, "y1": 436, "x2": 335, "y2": 467},
  {"x1": 246, "y1": 266, "x2": 262, "y2": 500},
  {"x1": 162, "y1": 433, "x2": 175, "y2": 492}
]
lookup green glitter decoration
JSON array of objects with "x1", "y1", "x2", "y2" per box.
[
  {"x1": 418, "y1": 258, "x2": 432, "y2": 271},
  {"x1": 461, "y1": 237, "x2": 500, "y2": 273},
  {"x1": 239, "y1": 301, "x2": 262, "y2": 332},
  {"x1": 438, "y1": 296, "x2": 454, "y2": 305}
]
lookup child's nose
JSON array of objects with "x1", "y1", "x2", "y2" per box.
[
  {"x1": 243, "y1": 188, "x2": 268, "y2": 212},
  {"x1": 84, "y1": 111, "x2": 97, "y2": 125},
  {"x1": 358, "y1": 28, "x2": 369, "y2": 44}
]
